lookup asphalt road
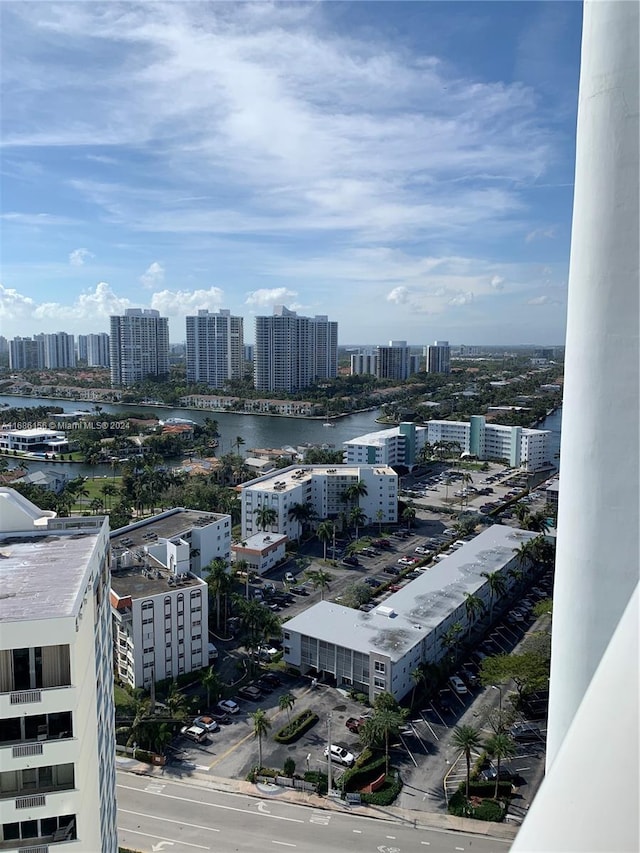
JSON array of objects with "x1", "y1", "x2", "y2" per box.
[{"x1": 117, "y1": 771, "x2": 512, "y2": 853}]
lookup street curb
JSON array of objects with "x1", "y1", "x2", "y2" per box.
[{"x1": 117, "y1": 759, "x2": 519, "y2": 842}]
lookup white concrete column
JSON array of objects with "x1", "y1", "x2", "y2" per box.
[{"x1": 547, "y1": 0, "x2": 639, "y2": 770}]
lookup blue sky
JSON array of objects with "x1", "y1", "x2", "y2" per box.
[{"x1": 0, "y1": 1, "x2": 582, "y2": 345}]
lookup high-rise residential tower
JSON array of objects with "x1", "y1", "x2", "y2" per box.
[
  {"x1": 185, "y1": 309, "x2": 243, "y2": 387},
  {"x1": 0, "y1": 488, "x2": 118, "y2": 852},
  {"x1": 87, "y1": 333, "x2": 110, "y2": 368},
  {"x1": 8, "y1": 337, "x2": 44, "y2": 371},
  {"x1": 426, "y1": 340, "x2": 451, "y2": 373},
  {"x1": 254, "y1": 306, "x2": 338, "y2": 393},
  {"x1": 109, "y1": 308, "x2": 169, "y2": 386},
  {"x1": 376, "y1": 341, "x2": 419, "y2": 381},
  {"x1": 76, "y1": 334, "x2": 89, "y2": 363},
  {"x1": 41, "y1": 333, "x2": 76, "y2": 369}
]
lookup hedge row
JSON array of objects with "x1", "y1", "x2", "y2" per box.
[
  {"x1": 273, "y1": 708, "x2": 319, "y2": 743},
  {"x1": 360, "y1": 774, "x2": 403, "y2": 806},
  {"x1": 448, "y1": 785, "x2": 510, "y2": 822},
  {"x1": 340, "y1": 754, "x2": 386, "y2": 793}
]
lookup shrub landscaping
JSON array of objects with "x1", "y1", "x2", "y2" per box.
[
  {"x1": 273, "y1": 708, "x2": 319, "y2": 743},
  {"x1": 339, "y1": 753, "x2": 403, "y2": 806},
  {"x1": 448, "y1": 781, "x2": 512, "y2": 822}
]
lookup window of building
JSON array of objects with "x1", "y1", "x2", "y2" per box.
[
  {"x1": 374, "y1": 677, "x2": 385, "y2": 689},
  {"x1": 374, "y1": 661, "x2": 386, "y2": 673}
]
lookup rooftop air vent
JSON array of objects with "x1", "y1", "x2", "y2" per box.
[{"x1": 376, "y1": 605, "x2": 397, "y2": 618}]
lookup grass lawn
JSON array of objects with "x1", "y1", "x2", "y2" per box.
[{"x1": 114, "y1": 684, "x2": 137, "y2": 717}]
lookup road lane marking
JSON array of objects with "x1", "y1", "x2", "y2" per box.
[
  {"x1": 353, "y1": 829, "x2": 362, "y2": 833},
  {"x1": 117, "y1": 784, "x2": 304, "y2": 824},
  {"x1": 272, "y1": 842, "x2": 296, "y2": 848},
  {"x1": 119, "y1": 809, "x2": 220, "y2": 834},
  {"x1": 421, "y1": 842, "x2": 431, "y2": 846},
  {"x1": 119, "y1": 827, "x2": 209, "y2": 850},
  {"x1": 455, "y1": 847, "x2": 465, "y2": 851}
]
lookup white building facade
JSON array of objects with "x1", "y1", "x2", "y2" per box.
[
  {"x1": 87, "y1": 333, "x2": 110, "y2": 368},
  {"x1": 0, "y1": 489, "x2": 117, "y2": 853},
  {"x1": 109, "y1": 308, "x2": 169, "y2": 386},
  {"x1": 42, "y1": 333, "x2": 76, "y2": 369},
  {"x1": 185, "y1": 309, "x2": 244, "y2": 387},
  {"x1": 239, "y1": 464, "x2": 398, "y2": 541},
  {"x1": 426, "y1": 340, "x2": 451, "y2": 373},
  {"x1": 283, "y1": 525, "x2": 537, "y2": 703},
  {"x1": 231, "y1": 532, "x2": 288, "y2": 576}
]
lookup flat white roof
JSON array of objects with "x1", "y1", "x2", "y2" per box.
[
  {"x1": 234, "y1": 531, "x2": 287, "y2": 551},
  {"x1": 242, "y1": 464, "x2": 396, "y2": 494},
  {"x1": 2, "y1": 428, "x2": 63, "y2": 437},
  {"x1": 283, "y1": 525, "x2": 539, "y2": 661}
]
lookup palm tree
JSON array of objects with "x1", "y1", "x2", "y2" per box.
[
  {"x1": 234, "y1": 557, "x2": 250, "y2": 600},
  {"x1": 484, "y1": 732, "x2": 517, "y2": 798},
  {"x1": 165, "y1": 683, "x2": 188, "y2": 721},
  {"x1": 402, "y1": 504, "x2": 417, "y2": 530},
  {"x1": 459, "y1": 472, "x2": 473, "y2": 507},
  {"x1": 443, "y1": 475, "x2": 453, "y2": 502},
  {"x1": 278, "y1": 692, "x2": 296, "y2": 722},
  {"x1": 304, "y1": 569, "x2": 332, "y2": 600},
  {"x1": 346, "y1": 480, "x2": 368, "y2": 503},
  {"x1": 89, "y1": 497, "x2": 104, "y2": 514},
  {"x1": 366, "y1": 707, "x2": 406, "y2": 776},
  {"x1": 480, "y1": 570, "x2": 507, "y2": 624},
  {"x1": 250, "y1": 708, "x2": 271, "y2": 771},
  {"x1": 410, "y1": 665, "x2": 424, "y2": 709},
  {"x1": 440, "y1": 621, "x2": 463, "y2": 665},
  {"x1": 200, "y1": 667, "x2": 221, "y2": 707},
  {"x1": 526, "y1": 511, "x2": 552, "y2": 534},
  {"x1": 375, "y1": 509, "x2": 384, "y2": 533},
  {"x1": 101, "y1": 482, "x2": 118, "y2": 509},
  {"x1": 254, "y1": 505, "x2": 278, "y2": 532},
  {"x1": 451, "y1": 724, "x2": 483, "y2": 799},
  {"x1": 349, "y1": 506, "x2": 367, "y2": 539},
  {"x1": 234, "y1": 435, "x2": 245, "y2": 456},
  {"x1": 464, "y1": 592, "x2": 486, "y2": 642},
  {"x1": 514, "y1": 502, "x2": 531, "y2": 526},
  {"x1": 288, "y1": 502, "x2": 315, "y2": 540},
  {"x1": 316, "y1": 520, "x2": 334, "y2": 562},
  {"x1": 206, "y1": 558, "x2": 231, "y2": 629}
]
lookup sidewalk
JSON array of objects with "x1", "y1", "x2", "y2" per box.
[{"x1": 116, "y1": 756, "x2": 519, "y2": 843}]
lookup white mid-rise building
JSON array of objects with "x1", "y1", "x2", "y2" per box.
[
  {"x1": 426, "y1": 340, "x2": 451, "y2": 373},
  {"x1": 42, "y1": 333, "x2": 76, "y2": 369},
  {"x1": 109, "y1": 309, "x2": 169, "y2": 387},
  {"x1": 185, "y1": 309, "x2": 244, "y2": 387},
  {"x1": 0, "y1": 489, "x2": 117, "y2": 853},
  {"x1": 283, "y1": 525, "x2": 538, "y2": 703},
  {"x1": 87, "y1": 333, "x2": 110, "y2": 368},
  {"x1": 376, "y1": 341, "x2": 420, "y2": 381},
  {"x1": 239, "y1": 464, "x2": 398, "y2": 541},
  {"x1": 344, "y1": 417, "x2": 552, "y2": 473}
]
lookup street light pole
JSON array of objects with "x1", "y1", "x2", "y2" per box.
[
  {"x1": 327, "y1": 713, "x2": 333, "y2": 794},
  {"x1": 491, "y1": 684, "x2": 503, "y2": 728}
]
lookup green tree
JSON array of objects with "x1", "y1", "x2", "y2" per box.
[
  {"x1": 250, "y1": 708, "x2": 271, "y2": 771},
  {"x1": 234, "y1": 557, "x2": 250, "y2": 600},
  {"x1": 304, "y1": 569, "x2": 332, "y2": 601},
  {"x1": 316, "y1": 520, "x2": 334, "y2": 562},
  {"x1": 206, "y1": 558, "x2": 231, "y2": 630},
  {"x1": 234, "y1": 435, "x2": 245, "y2": 455},
  {"x1": 200, "y1": 667, "x2": 221, "y2": 707},
  {"x1": 479, "y1": 652, "x2": 550, "y2": 701},
  {"x1": 165, "y1": 682, "x2": 188, "y2": 721},
  {"x1": 484, "y1": 732, "x2": 517, "y2": 798},
  {"x1": 451, "y1": 724, "x2": 483, "y2": 799},
  {"x1": 525, "y1": 511, "x2": 552, "y2": 534},
  {"x1": 287, "y1": 502, "x2": 315, "y2": 539},
  {"x1": 100, "y1": 481, "x2": 119, "y2": 509},
  {"x1": 440, "y1": 621, "x2": 464, "y2": 664},
  {"x1": 254, "y1": 505, "x2": 278, "y2": 531},
  {"x1": 278, "y1": 692, "x2": 296, "y2": 722},
  {"x1": 480, "y1": 570, "x2": 507, "y2": 624},
  {"x1": 514, "y1": 503, "x2": 531, "y2": 526},
  {"x1": 410, "y1": 666, "x2": 424, "y2": 709},
  {"x1": 402, "y1": 504, "x2": 417, "y2": 530},
  {"x1": 365, "y1": 705, "x2": 406, "y2": 776},
  {"x1": 349, "y1": 506, "x2": 367, "y2": 539},
  {"x1": 463, "y1": 592, "x2": 486, "y2": 642},
  {"x1": 533, "y1": 598, "x2": 553, "y2": 618}
]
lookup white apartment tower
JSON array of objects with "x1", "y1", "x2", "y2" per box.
[
  {"x1": 185, "y1": 309, "x2": 244, "y2": 387},
  {"x1": 109, "y1": 308, "x2": 169, "y2": 386},
  {"x1": 0, "y1": 489, "x2": 117, "y2": 853},
  {"x1": 350, "y1": 349, "x2": 377, "y2": 376},
  {"x1": 376, "y1": 341, "x2": 419, "y2": 381},
  {"x1": 76, "y1": 334, "x2": 89, "y2": 363},
  {"x1": 42, "y1": 333, "x2": 76, "y2": 369},
  {"x1": 87, "y1": 333, "x2": 110, "y2": 368},
  {"x1": 426, "y1": 340, "x2": 451, "y2": 373},
  {"x1": 8, "y1": 338, "x2": 43, "y2": 371},
  {"x1": 254, "y1": 306, "x2": 338, "y2": 393}
]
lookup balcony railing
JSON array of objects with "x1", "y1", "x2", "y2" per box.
[
  {"x1": 16, "y1": 794, "x2": 47, "y2": 809},
  {"x1": 12, "y1": 743, "x2": 44, "y2": 758},
  {"x1": 10, "y1": 690, "x2": 42, "y2": 705}
]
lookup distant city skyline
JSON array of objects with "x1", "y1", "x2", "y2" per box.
[{"x1": 1, "y1": 2, "x2": 582, "y2": 344}]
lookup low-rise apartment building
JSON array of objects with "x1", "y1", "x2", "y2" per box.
[
  {"x1": 0, "y1": 489, "x2": 117, "y2": 853},
  {"x1": 231, "y1": 532, "x2": 288, "y2": 576},
  {"x1": 282, "y1": 525, "x2": 538, "y2": 703},
  {"x1": 239, "y1": 464, "x2": 398, "y2": 541}
]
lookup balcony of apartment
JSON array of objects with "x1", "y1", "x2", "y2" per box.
[
  {"x1": 0, "y1": 713, "x2": 75, "y2": 771},
  {"x1": 0, "y1": 647, "x2": 74, "y2": 718},
  {"x1": 0, "y1": 814, "x2": 77, "y2": 851},
  {"x1": 0, "y1": 765, "x2": 76, "y2": 823}
]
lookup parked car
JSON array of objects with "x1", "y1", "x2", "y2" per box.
[
  {"x1": 397, "y1": 556, "x2": 418, "y2": 567},
  {"x1": 193, "y1": 715, "x2": 219, "y2": 733},
  {"x1": 324, "y1": 744, "x2": 355, "y2": 767},
  {"x1": 259, "y1": 671, "x2": 283, "y2": 688},
  {"x1": 405, "y1": 570, "x2": 421, "y2": 580},
  {"x1": 342, "y1": 555, "x2": 360, "y2": 567},
  {"x1": 345, "y1": 717, "x2": 365, "y2": 733},
  {"x1": 364, "y1": 577, "x2": 382, "y2": 588},
  {"x1": 256, "y1": 645, "x2": 279, "y2": 661},
  {"x1": 479, "y1": 765, "x2": 515, "y2": 782},
  {"x1": 208, "y1": 642, "x2": 219, "y2": 661},
  {"x1": 289, "y1": 586, "x2": 309, "y2": 596},
  {"x1": 509, "y1": 722, "x2": 543, "y2": 742},
  {"x1": 384, "y1": 565, "x2": 401, "y2": 576},
  {"x1": 359, "y1": 603, "x2": 375, "y2": 612},
  {"x1": 448, "y1": 675, "x2": 469, "y2": 695},
  {"x1": 256, "y1": 677, "x2": 275, "y2": 693},
  {"x1": 205, "y1": 710, "x2": 231, "y2": 725},
  {"x1": 217, "y1": 699, "x2": 240, "y2": 715},
  {"x1": 284, "y1": 572, "x2": 296, "y2": 584},
  {"x1": 461, "y1": 667, "x2": 480, "y2": 687},
  {"x1": 180, "y1": 724, "x2": 208, "y2": 743},
  {"x1": 238, "y1": 685, "x2": 263, "y2": 701}
]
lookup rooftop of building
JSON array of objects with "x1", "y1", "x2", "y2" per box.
[
  {"x1": 110, "y1": 565, "x2": 204, "y2": 600},
  {"x1": 241, "y1": 464, "x2": 396, "y2": 493},
  {"x1": 233, "y1": 531, "x2": 288, "y2": 552},
  {"x1": 283, "y1": 525, "x2": 538, "y2": 661},
  {"x1": 110, "y1": 507, "x2": 227, "y2": 551},
  {"x1": 0, "y1": 528, "x2": 104, "y2": 623}
]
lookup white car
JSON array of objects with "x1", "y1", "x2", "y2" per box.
[
  {"x1": 324, "y1": 744, "x2": 355, "y2": 767},
  {"x1": 448, "y1": 675, "x2": 469, "y2": 695},
  {"x1": 193, "y1": 715, "x2": 219, "y2": 732},
  {"x1": 180, "y1": 724, "x2": 208, "y2": 743},
  {"x1": 217, "y1": 699, "x2": 240, "y2": 715},
  {"x1": 284, "y1": 572, "x2": 296, "y2": 584}
]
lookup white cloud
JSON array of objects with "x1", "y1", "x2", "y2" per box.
[
  {"x1": 386, "y1": 286, "x2": 410, "y2": 305},
  {"x1": 448, "y1": 292, "x2": 475, "y2": 306},
  {"x1": 151, "y1": 288, "x2": 224, "y2": 317},
  {"x1": 140, "y1": 261, "x2": 164, "y2": 289},
  {"x1": 525, "y1": 227, "x2": 556, "y2": 243},
  {"x1": 0, "y1": 283, "x2": 37, "y2": 320},
  {"x1": 245, "y1": 288, "x2": 298, "y2": 307},
  {"x1": 68, "y1": 248, "x2": 94, "y2": 267},
  {"x1": 527, "y1": 295, "x2": 550, "y2": 305},
  {"x1": 490, "y1": 275, "x2": 505, "y2": 290},
  {"x1": 1, "y1": 212, "x2": 78, "y2": 226}
]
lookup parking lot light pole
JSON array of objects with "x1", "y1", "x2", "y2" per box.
[
  {"x1": 327, "y1": 713, "x2": 333, "y2": 794},
  {"x1": 491, "y1": 684, "x2": 503, "y2": 727}
]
